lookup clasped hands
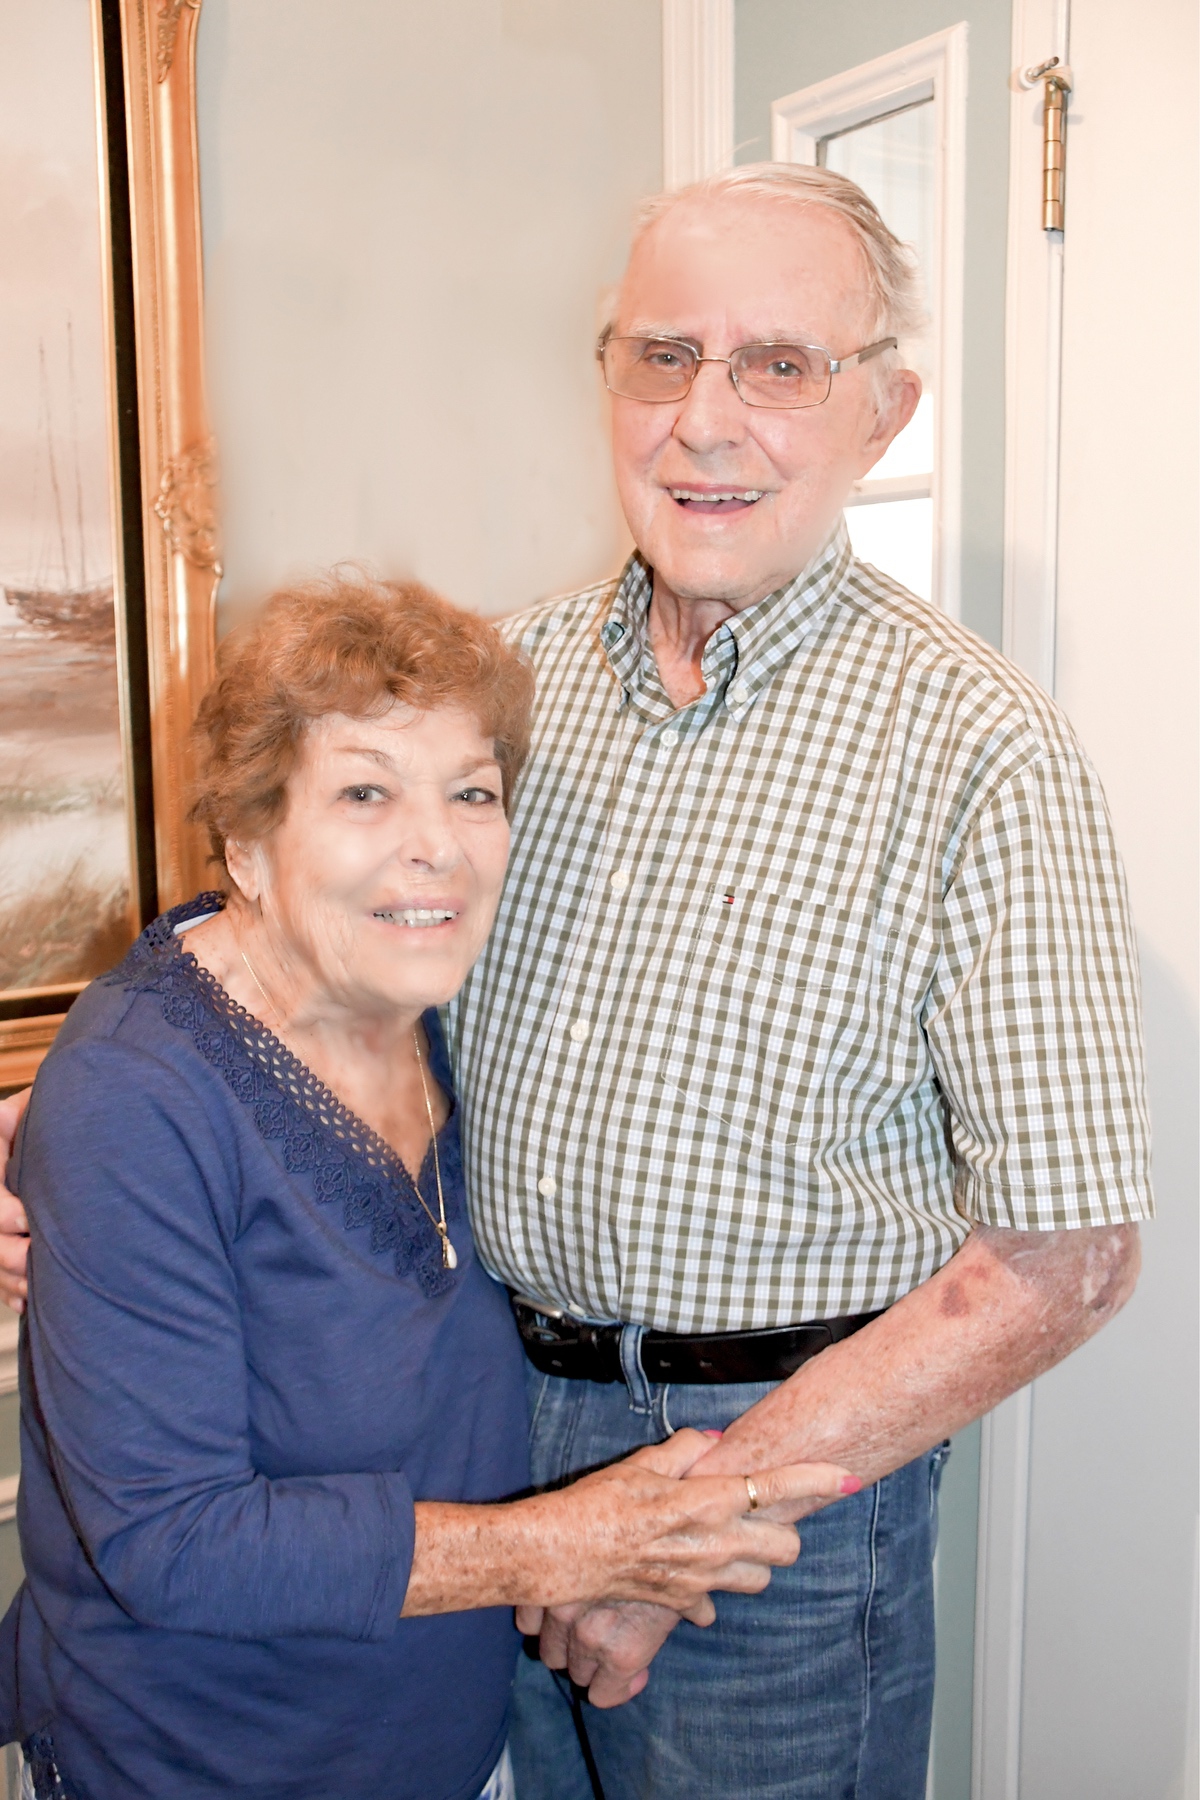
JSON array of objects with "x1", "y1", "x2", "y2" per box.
[{"x1": 516, "y1": 1428, "x2": 859, "y2": 1709}]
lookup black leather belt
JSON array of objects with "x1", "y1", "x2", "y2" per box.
[{"x1": 510, "y1": 1293, "x2": 881, "y2": 1385}]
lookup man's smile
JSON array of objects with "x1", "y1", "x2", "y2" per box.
[{"x1": 667, "y1": 486, "x2": 766, "y2": 512}]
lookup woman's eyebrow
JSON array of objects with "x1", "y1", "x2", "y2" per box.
[
  {"x1": 336, "y1": 745, "x2": 397, "y2": 769},
  {"x1": 333, "y1": 748, "x2": 499, "y2": 778},
  {"x1": 452, "y1": 757, "x2": 502, "y2": 780}
]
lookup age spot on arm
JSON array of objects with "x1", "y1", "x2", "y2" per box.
[{"x1": 974, "y1": 1222, "x2": 1141, "y2": 1331}]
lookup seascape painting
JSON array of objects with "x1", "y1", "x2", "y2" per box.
[{"x1": 0, "y1": 2, "x2": 136, "y2": 997}]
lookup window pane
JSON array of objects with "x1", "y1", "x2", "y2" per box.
[
  {"x1": 869, "y1": 391, "x2": 934, "y2": 483},
  {"x1": 846, "y1": 498, "x2": 933, "y2": 602},
  {"x1": 822, "y1": 101, "x2": 935, "y2": 594},
  {"x1": 821, "y1": 101, "x2": 935, "y2": 302}
]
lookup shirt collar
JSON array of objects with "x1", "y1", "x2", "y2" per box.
[{"x1": 599, "y1": 519, "x2": 853, "y2": 721}]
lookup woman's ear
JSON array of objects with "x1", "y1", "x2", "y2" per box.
[{"x1": 224, "y1": 838, "x2": 263, "y2": 904}]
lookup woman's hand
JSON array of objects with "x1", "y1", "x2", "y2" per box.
[
  {"x1": 401, "y1": 1428, "x2": 857, "y2": 1621},
  {"x1": 0, "y1": 1092, "x2": 31, "y2": 1314},
  {"x1": 515, "y1": 1437, "x2": 863, "y2": 1708}
]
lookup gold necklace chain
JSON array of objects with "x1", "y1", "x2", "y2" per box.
[
  {"x1": 239, "y1": 946, "x2": 456, "y2": 1271},
  {"x1": 241, "y1": 949, "x2": 276, "y2": 1020},
  {"x1": 412, "y1": 1029, "x2": 456, "y2": 1270}
]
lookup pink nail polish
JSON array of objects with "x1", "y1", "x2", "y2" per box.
[
  {"x1": 840, "y1": 1475, "x2": 863, "y2": 1494},
  {"x1": 701, "y1": 1429, "x2": 724, "y2": 1438}
]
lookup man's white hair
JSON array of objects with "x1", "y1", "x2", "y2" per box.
[{"x1": 612, "y1": 162, "x2": 927, "y2": 385}]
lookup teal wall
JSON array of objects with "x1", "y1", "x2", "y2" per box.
[
  {"x1": 734, "y1": 0, "x2": 1013, "y2": 649},
  {"x1": 198, "y1": 0, "x2": 662, "y2": 631}
]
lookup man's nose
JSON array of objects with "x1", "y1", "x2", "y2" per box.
[{"x1": 672, "y1": 357, "x2": 749, "y2": 453}]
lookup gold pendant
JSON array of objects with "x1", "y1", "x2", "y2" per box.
[{"x1": 440, "y1": 1229, "x2": 458, "y2": 1271}]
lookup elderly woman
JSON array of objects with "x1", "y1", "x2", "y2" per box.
[{"x1": 1, "y1": 573, "x2": 851, "y2": 1800}]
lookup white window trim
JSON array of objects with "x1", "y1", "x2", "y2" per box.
[{"x1": 771, "y1": 25, "x2": 968, "y2": 620}]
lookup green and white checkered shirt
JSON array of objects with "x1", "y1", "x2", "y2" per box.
[{"x1": 451, "y1": 523, "x2": 1153, "y2": 1333}]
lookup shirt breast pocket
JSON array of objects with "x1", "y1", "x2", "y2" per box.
[{"x1": 652, "y1": 884, "x2": 868, "y2": 1160}]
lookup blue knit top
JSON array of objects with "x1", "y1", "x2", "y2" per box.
[{"x1": 2, "y1": 896, "x2": 529, "y2": 1800}]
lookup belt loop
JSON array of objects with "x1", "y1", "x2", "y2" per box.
[{"x1": 618, "y1": 1324, "x2": 653, "y2": 1414}]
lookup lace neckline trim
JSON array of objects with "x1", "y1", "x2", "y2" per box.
[{"x1": 102, "y1": 894, "x2": 458, "y2": 1296}]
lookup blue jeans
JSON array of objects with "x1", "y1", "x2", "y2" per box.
[{"x1": 509, "y1": 1346, "x2": 946, "y2": 1800}]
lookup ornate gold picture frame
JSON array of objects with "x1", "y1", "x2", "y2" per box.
[{"x1": 0, "y1": 0, "x2": 217, "y2": 1094}]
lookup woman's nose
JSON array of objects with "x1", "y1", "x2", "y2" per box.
[{"x1": 394, "y1": 800, "x2": 460, "y2": 871}]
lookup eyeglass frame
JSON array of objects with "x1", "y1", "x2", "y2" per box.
[{"x1": 595, "y1": 332, "x2": 899, "y2": 410}]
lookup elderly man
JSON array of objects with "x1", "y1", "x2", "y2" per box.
[{"x1": 0, "y1": 165, "x2": 1151, "y2": 1800}]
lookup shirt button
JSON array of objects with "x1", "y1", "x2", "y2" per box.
[
  {"x1": 568, "y1": 1019, "x2": 590, "y2": 1042},
  {"x1": 610, "y1": 869, "x2": 630, "y2": 893},
  {"x1": 729, "y1": 680, "x2": 749, "y2": 705},
  {"x1": 660, "y1": 729, "x2": 679, "y2": 749},
  {"x1": 537, "y1": 1176, "x2": 557, "y2": 1197}
]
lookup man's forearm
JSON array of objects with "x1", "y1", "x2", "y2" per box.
[{"x1": 690, "y1": 1223, "x2": 1141, "y2": 1495}]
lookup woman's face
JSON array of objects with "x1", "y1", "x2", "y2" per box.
[{"x1": 227, "y1": 703, "x2": 510, "y2": 1018}]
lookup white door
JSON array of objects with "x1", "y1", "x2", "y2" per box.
[
  {"x1": 1001, "y1": 0, "x2": 1199, "y2": 1796},
  {"x1": 673, "y1": 1, "x2": 1199, "y2": 1795}
]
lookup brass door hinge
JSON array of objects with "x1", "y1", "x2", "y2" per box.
[{"x1": 1022, "y1": 56, "x2": 1074, "y2": 231}]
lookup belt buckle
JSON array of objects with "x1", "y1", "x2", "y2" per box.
[{"x1": 511, "y1": 1293, "x2": 575, "y2": 1346}]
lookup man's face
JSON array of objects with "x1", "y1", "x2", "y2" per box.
[{"x1": 608, "y1": 196, "x2": 920, "y2": 610}]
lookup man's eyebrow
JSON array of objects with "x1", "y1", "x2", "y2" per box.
[
  {"x1": 622, "y1": 324, "x2": 700, "y2": 342},
  {"x1": 621, "y1": 323, "x2": 825, "y2": 346}
]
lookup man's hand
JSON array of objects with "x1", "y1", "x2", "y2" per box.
[
  {"x1": 516, "y1": 1445, "x2": 859, "y2": 1706},
  {"x1": 542, "y1": 1221, "x2": 1141, "y2": 1703},
  {"x1": 529, "y1": 1599, "x2": 677, "y2": 1707},
  {"x1": 0, "y1": 1092, "x2": 31, "y2": 1314}
]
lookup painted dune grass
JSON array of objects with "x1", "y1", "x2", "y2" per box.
[{"x1": 0, "y1": 611, "x2": 134, "y2": 995}]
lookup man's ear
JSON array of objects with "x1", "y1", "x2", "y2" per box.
[{"x1": 857, "y1": 368, "x2": 922, "y2": 477}]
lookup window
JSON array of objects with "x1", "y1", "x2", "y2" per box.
[
  {"x1": 821, "y1": 100, "x2": 935, "y2": 600},
  {"x1": 772, "y1": 27, "x2": 966, "y2": 614}
]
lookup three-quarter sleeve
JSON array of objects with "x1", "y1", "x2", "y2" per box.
[
  {"x1": 924, "y1": 749, "x2": 1154, "y2": 1229},
  {"x1": 14, "y1": 1038, "x2": 414, "y2": 1642}
]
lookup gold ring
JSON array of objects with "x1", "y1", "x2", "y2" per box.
[{"x1": 744, "y1": 1475, "x2": 759, "y2": 1511}]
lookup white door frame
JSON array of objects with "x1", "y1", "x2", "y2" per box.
[
  {"x1": 1002, "y1": 0, "x2": 1072, "y2": 694},
  {"x1": 973, "y1": 3, "x2": 1072, "y2": 1796},
  {"x1": 661, "y1": 0, "x2": 734, "y2": 189}
]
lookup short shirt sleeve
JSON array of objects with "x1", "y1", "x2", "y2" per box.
[{"x1": 924, "y1": 748, "x2": 1154, "y2": 1230}]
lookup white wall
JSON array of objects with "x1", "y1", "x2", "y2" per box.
[
  {"x1": 195, "y1": 0, "x2": 661, "y2": 630},
  {"x1": 1019, "y1": 0, "x2": 1199, "y2": 1793}
]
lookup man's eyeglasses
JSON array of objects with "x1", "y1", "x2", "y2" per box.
[{"x1": 597, "y1": 335, "x2": 898, "y2": 410}]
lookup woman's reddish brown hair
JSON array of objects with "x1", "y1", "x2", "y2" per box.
[{"x1": 190, "y1": 569, "x2": 534, "y2": 876}]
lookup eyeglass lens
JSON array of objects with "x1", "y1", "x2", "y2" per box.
[{"x1": 601, "y1": 338, "x2": 834, "y2": 409}]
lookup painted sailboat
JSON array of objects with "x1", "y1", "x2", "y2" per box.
[{"x1": 4, "y1": 331, "x2": 115, "y2": 652}]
